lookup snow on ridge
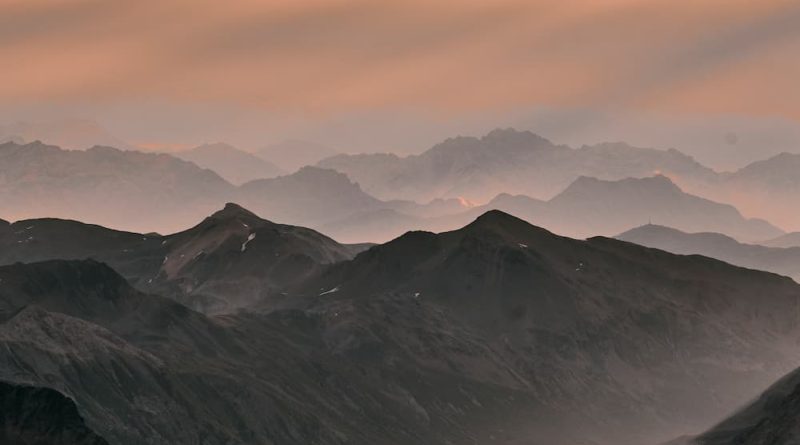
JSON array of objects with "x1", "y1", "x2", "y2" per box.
[
  {"x1": 241, "y1": 233, "x2": 256, "y2": 252},
  {"x1": 319, "y1": 286, "x2": 340, "y2": 296}
]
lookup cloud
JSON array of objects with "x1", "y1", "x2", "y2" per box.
[{"x1": 0, "y1": 0, "x2": 797, "y2": 120}]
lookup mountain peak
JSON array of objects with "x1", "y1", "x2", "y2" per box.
[
  {"x1": 482, "y1": 128, "x2": 552, "y2": 145},
  {"x1": 464, "y1": 209, "x2": 553, "y2": 240},
  {"x1": 209, "y1": 203, "x2": 262, "y2": 222}
]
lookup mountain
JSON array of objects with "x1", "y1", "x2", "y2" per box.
[
  {"x1": 0, "y1": 381, "x2": 109, "y2": 445},
  {"x1": 720, "y1": 153, "x2": 800, "y2": 232},
  {"x1": 236, "y1": 166, "x2": 385, "y2": 228},
  {"x1": 617, "y1": 224, "x2": 800, "y2": 282},
  {"x1": 4, "y1": 213, "x2": 800, "y2": 444},
  {"x1": 292, "y1": 210, "x2": 800, "y2": 444},
  {"x1": 173, "y1": 143, "x2": 284, "y2": 184},
  {"x1": 0, "y1": 141, "x2": 234, "y2": 233},
  {"x1": 317, "y1": 128, "x2": 717, "y2": 203},
  {"x1": 471, "y1": 175, "x2": 783, "y2": 242},
  {"x1": 676, "y1": 366, "x2": 800, "y2": 445},
  {"x1": 256, "y1": 139, "x2": 338, "y2": 172},
  {"x1": 0, "y1": 204, "x2": 367, "y2": 313},
  {"x1": 0, "y1": 119, "x2": 133, "y2": 151},
  {"x1": 762, "y1": 232, "x2": 800, "y2": 248}
]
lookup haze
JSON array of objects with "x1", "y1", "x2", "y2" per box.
[{"x1": 1, "y1": 0, "x2": 799, "y2": 169}]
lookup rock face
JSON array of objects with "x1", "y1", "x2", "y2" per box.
[
  {"x1": 3, "y1": 213, "x2": 800, "y2": 445},
  {"x1": 0, "y1": 381, "x2": 109, "y2": 445},
  {"x1": 617, "y1": 224, "x2": 800, "y2": 282}
]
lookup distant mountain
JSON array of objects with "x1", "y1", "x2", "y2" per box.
[
  {"x1": 0, "y1": 119, "x2": 133, "y2": 151},
  {"x1": 256, "y1": 139, "x2": 338, "y2": 172},
  {"x1": 0, "y1": 141, "x2": 234, "y2": 233},
  {"x1": 617, "y1": 224, "x2": 800, "y2": 282},
  {"x1": 712, "y1": 153, "x2": 800, "y2": 232},
  {"x1": 0, "y1": 203, "x2": 367, "y2": 313},
  {"x1": 470, "y1": 175, "x2": 783, "y2": 242},
  {"x1": 0, "y1": 381, "x2": 109, "y2": 445},
  {"x1": 318, "y1": 128, "x2": 717, "y2": 202},
  {"x1": 173, "y1": 143, "x2": 284, "y2": 184},
  {"x1": 237, "y1": 166, "x2": 384, "y2": 227},
  {"x1": 762, "y1": 232, "x2": 800, "y2": 248}
]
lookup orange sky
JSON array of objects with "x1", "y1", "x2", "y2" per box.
[{"x1": 1, "y1": 0, "x2": 798, "y2": 120}]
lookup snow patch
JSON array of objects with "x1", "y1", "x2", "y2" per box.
[
  {"x1": 241, "y1": 233, "x2": 256, "y2": 252},
  {"x1": 319, "y1": 286, "x2": 340, "y2": 296}
]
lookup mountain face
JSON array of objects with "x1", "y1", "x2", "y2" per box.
[
  {"x1": 461, "y1": 175, "x2": 783, "y2": 242},
  {"x1": 0, "y1": 141, "x2": 234, "y2": 233},
  {"x1": 173, "y1": 143, "x2": 284, "y2": 184},
  {"x1": 0, "y1": 204, "x2": 366, "y2": 313},
  {"x1": 317, "y1": 128, "x2": 717, "y2": 203},
  {"x1": 237, "y1": 166, "x2": 385, "y2": 228},
  {"x1": 617, "y1": 224, "x2": 800, "y2": 282},
  {"x1": 256, "y1": 139, "x2": 338, "y2": 172},
  {"x1": 4, "y1": 213, "x2": 800, "y2": 444},
  {"x1": 676, "y1": 367, "x2": 800, "y2": 445},
  {"x1": 0, "y1": 381, "x2": 109, "y2": 445},
  {"x1": 292, "y1": 210, "x2": 800, "y2": 444}
]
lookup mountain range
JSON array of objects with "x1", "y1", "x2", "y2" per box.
[
  {"x1": 0, "y1": 203, "x2": 368, "y2": 313},
  {"x1": 317, "y1": 128, "x2": 718, "y2": 203},
  {"x1": 173, "y1": 143, "x2": 284, "y2": 185},
  {"x1": 617, "y1": 224, "x2": 800, "y2": 282},
  {"x1": 3, "y1": 208, "x2": 800, "y2": 444}
]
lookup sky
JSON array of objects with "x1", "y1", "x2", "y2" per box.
[{"x1": 1, "y1": 0, "x2": 799, "y2": 167}]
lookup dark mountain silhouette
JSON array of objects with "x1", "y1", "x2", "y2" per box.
[
  {"x1": 617, "y1": 224, "x2": 800, "y2": 282},
  {"x1": 0, "y1": 141, "x2": 234, "y2": 233},
  {"x1": 256, "y1": 139, "x2": 338, "y2": 172},
  {"x1": 318, "y1": 128, "x2": 717, "y2": 202},
  {"x1": 291, "y1": 210, "x2": 800, "y2": 444},
  {"x1": 3, "y1": 213, "x2": 800, "y2": 444},
  {"x1": 0, "y1": 381, "x2": 109, "y2": 445},
  {"x1": 0, "y1": 204, "x2": 367, "y2": 313},
  {"x1": 173, "y1": 142, "x2": 284, "y2": 184}
]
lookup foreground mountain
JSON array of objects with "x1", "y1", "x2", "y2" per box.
[
  {"x1": 4, "y1": 212, "x2": 800, "y2": 444},
  {"x1": 293, "y1": 210, "x2": 800, "y2": 444},
  {"x1": 173, "y1": 143, "x2": 284, "y2": 184},
  {"x1": 617, "y1": 225, "x2": 800, "y2": 282},
  {"x1": 318, "y1": 128, "x2": 717, "y2": 202},
  {"x1": 0, "y1": 141, "x2": 234, "y2": 233},
  {"x1": 671, "y1": 366, "x2": 800, "y2": 445},
  {"x1": 0, "y1": 381, "x2": 109, "y2": 445},
  {"x1": 0, "y1": 204, "x2": 367, "y2": 313}
]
